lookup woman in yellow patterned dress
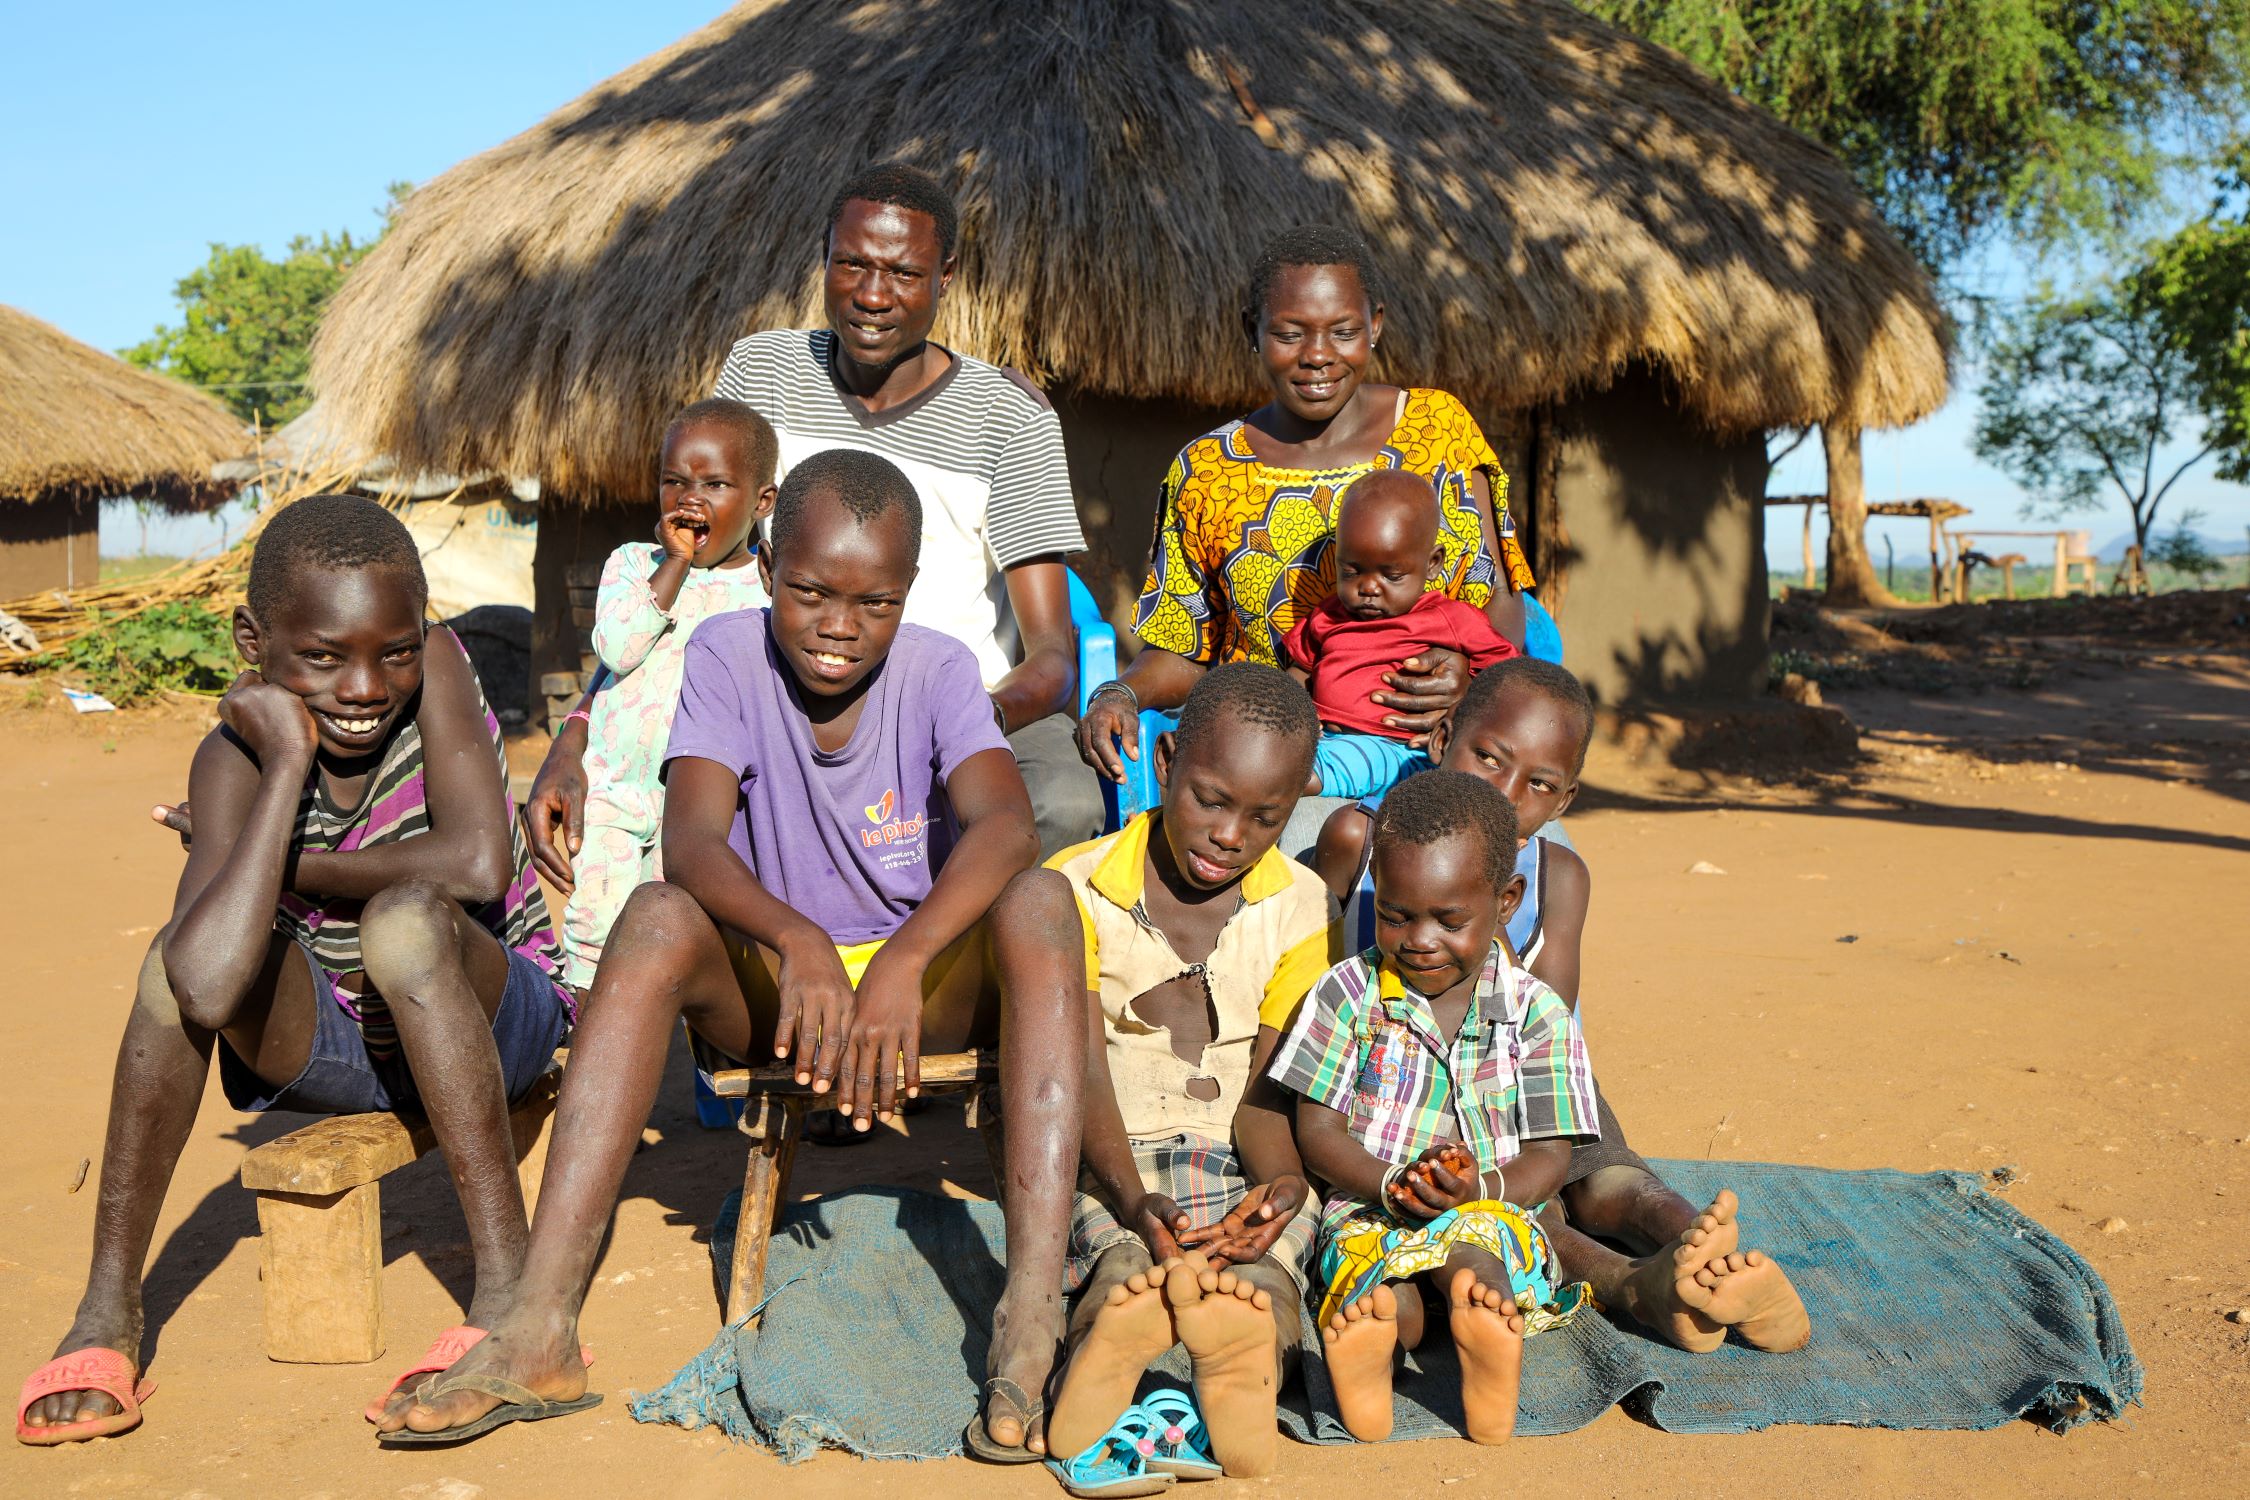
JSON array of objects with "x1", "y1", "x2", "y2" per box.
[{"x1": 1078, "y1": 225, "x2": 1535, "y2": 784}]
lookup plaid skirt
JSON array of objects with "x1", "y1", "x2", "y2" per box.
[
  {"x1": 1315, "y1": 1196, "x2": 1591, "y2": 1331},
  {"x1": 1067, "y1": 1131, "x2": 1317, "y2": 1297}
]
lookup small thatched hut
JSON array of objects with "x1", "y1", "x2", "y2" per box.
[
  {"x1": 0, "y1": 305, "x2": 243, "y2": 599},
  {"x1": 312, "y1": 0, "x2": 1949, "y2": 708}
]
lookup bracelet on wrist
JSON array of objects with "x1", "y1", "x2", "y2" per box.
[{"x1": 1090, "y1": 679, "x2": 1139, "y2": 713}]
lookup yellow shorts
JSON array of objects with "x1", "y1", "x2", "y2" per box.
[{"x1": 689, "y1": 927, "x2": 984, "y2": 1084}]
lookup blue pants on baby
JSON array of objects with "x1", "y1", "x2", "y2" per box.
[{"x1": 1312, "y1": 731, "x2": 1425, "y2": 799}]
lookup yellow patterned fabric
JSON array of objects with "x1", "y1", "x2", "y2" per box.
[
  {"x1": 1314, "y1": 1198, "x2": 1588, "y2": 1333},
  {"x1": 1133, "y1": 389, "x2": 1535, "y2": 666}
]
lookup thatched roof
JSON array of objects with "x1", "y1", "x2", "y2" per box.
[
  {"x1": 313, "y1": 0, "x2": 1952, "y2": 502},
  {"x1": 0, "y1": 304, "x2": 245, "y2": 511}
]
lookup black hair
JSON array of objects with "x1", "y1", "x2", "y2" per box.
[
  {"x1": 1452, "y1": 656, "x2": 1595, "y2": 771},
  {"x1": 828, "y1": 163, "x2": 960, "y2": 261},
  {"x1": 1244, "y1": 224, "x2": 1384, "y2": 327},
  {"x1": 1373, "y1": 768, "x2": 1519, "y2": 891},
  {"x1": 1171, "y1": 662, "x2": 1319, "y2": 781},
  {"x1": 767, "y1": 447, "x2": 923, "y2": 568},
  {"x1": 665, "y1": 397, "x2": 778, "y2": 486},
  {"x1": 246, "y1": 493, "x2": 426, "y2": 624}
]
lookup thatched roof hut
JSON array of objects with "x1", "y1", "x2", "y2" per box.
[
  {"x1": 312, "y1": 0, "x2": 1953, "y2": 705},
  {"x1": 0, "y1": 304, "x2": 243, "y2": 512},
  {"x1": 0, "y1": 304, "x2": 244, "y2": 599}
]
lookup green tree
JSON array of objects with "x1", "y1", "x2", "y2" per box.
[
  {"x1": 123, "y1": 184, "x2": 410, "y2": 428},
  {"x1": 1583, "y1": 2, "x2": 2250, "y2": 605},
  {"x1": 1972, "y1": 284, "x2": 2214, "y2": 559},
  {"x1": 2139, "y1": 146, "x2": 2250, "y2": 480}
]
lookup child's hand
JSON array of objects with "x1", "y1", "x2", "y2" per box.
[
  {"x1": 656, "y1": 502, "x2": 707, "y2": 563},
  {"x1": 1181, "y1": 1175, "x2": 1307, "y2": 1266},
  {"x1": 1128, "y1": 1193, "x2": 1193, "y2": 1261},
  {"x1": 836, "y1": 951, "x2": 923, "y2": 1129},
  {"x1": 1386, "y1": 1142, "x2": 1480, "y2": 1219},
  {"x1": 217, "y1": 671, "x2": 318, "y2": 766},
  {"x1": 773, "y1": 938, "x2": 858, "y2": 1093}
]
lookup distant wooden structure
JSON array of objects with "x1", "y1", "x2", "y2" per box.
[
  {"x1": 1942, "y1": 527, "x2": 2102, "y2": 602},
  {"x1": 1768, "y1": 495, "x2": 1969, "y2": 599}
]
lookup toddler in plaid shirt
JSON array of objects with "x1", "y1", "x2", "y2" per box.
[{"x1": 1271, "y1": 770, "x2": 1594, "y2": 1444}]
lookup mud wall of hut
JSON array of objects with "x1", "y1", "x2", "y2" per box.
[{"x1": 0, "y1": 495, "x2": 99, "y2": 600}]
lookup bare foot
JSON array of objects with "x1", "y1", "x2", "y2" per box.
[
  {"x1": 1615, "y1": 1190, "x2": 1743, "y2": 1353},
  {"x1": 1321, "y1": 1285, "x2": 1400, "y2": 1441},
  {"x1": 1682, "y1": 1250, "x2": 1812, "y2": 1353},
  {"x1": 19, "y1": 1303, "x2": 144, "y2": 1435},
  {"x1": 394, "y1": 1315, "x2": 585, "y2": 1435},
  {"x1": 1046, "y1": 1264, "x2": 1175, "y2": 1460},
  {"x1": 1446, "y1": 1268, "x2": 1525, "y2": 1445},
  {"x1": 1167, "y1": 1253, "x2": 1279, "y2": 1476}
]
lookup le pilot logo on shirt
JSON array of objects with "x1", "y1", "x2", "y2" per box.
[{"x1": 859, "y1": 787, "x2": 927, "y2": 849}]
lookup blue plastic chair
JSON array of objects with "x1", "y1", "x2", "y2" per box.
[{"x1": 692, "y1": 566, "x2": 1123, "y2": 1128}]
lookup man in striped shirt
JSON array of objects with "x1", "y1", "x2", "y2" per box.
[{"x1": 526, "y1": 164, "x2": 1101, "y2": 883}]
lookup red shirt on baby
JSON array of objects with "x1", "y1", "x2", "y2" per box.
[{"x1": 1282, "y1": 591, "x2": 1519, "y2": 738}]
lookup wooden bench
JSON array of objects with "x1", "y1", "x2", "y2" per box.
[
  {"x1": 238, "y1": 1070, "x2": 562, "y2": 1364},
  {"x1": 709, "y1": 1050, "x2": 998, "y2": 1325}
]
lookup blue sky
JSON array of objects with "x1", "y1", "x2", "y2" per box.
[{"x1": 5, "y1": 2, "x2": 2243, "y2": 561}]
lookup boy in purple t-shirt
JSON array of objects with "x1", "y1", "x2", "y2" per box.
[{"x1": 386, "y1": 451, "x2": 1089, "y2": 1461}]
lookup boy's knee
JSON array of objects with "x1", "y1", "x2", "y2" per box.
[
  {"x1": 605, "y1": 880, "x2": 715, "y2": 964},
  {"x1": 138, "y1": 924, "x2": 189, "y2": 1023},
  {"x1": 359, "y1": 878, "x2": 463, "y2": 990},
  {"x1": 989, "y1": 868, "x2": 1077, "y2": 965}
]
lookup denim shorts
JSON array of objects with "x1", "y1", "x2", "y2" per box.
[{"x1": 219, "y1": 943, "x2": 570, "y2": 1114}]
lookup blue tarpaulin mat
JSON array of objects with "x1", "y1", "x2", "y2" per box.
[{"x1": 630, "y1": 1161, "x2": 2140, "y2": 1461}]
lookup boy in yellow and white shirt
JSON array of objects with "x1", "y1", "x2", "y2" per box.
[{"x1": 1040, "y1": 664, "x2": 1341, "y2": 1478}]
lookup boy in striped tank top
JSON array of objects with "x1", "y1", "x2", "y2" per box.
[
  {"x1": 1306, "y1": 659, "x2": 1809, "y2": 1357},
  {"x1": 16, "y1": 496, "x2": 577, "y2": 1448}
]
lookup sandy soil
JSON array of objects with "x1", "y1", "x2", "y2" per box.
[{"x1": 1, "y1": 660, "x2": 2244, "y2": 1500}]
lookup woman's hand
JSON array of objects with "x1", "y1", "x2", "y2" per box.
[
  {"x1": 837, "y1": 951, "x2": 923, "y2": 1128},
  {"x1": 1372, "y1": 647, "x2": 1468, "y2": 746},
  {"x1": 216, "y1": 672, "x2": 317, "y2": 767},
  {"x1": 1387, "y1": 1142, "x2": 1480, "y2": 1219},
  {"x1": 1076, "y1": 686, "x2": 1142, "y2": 783}
]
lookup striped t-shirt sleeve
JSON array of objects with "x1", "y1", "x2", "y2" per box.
[
  {"x1": 710, "y1": 333, "x2": 776, "y2": 409},
  {"x1": 986, "y1": 404, "x2": 1087, "y2": 566}
]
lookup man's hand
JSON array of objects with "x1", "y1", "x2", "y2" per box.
[
  {"x1": 216, "y1": 672, "x2": 317, "y2": 767},
  {"x1": 772, "y1": 937, "x2": 859, "y2": 1094},
  {"x1": 836, "y1": 951, "x2": 922, "y2": 1129},
  {"x1": 1180, "y1": 1175, "x2": 1307, "y2": 1267},
  {"x1": 1372, "y1": 647, "x2": 1469, "y2": 746},
  {"x1": 1387, "y1": 1142, "x2": 1480, "y2": 1219},
  {"x1": 1075, "y1": 687, "x2": 1141, "y2": 783},
  {"x1": 1128, "y1": 1193, "x2": 1192, "y2": 1261},
  {"x1": 523, "y1": 727, "x2": 590, "y2": 892},
  {"x1": 151, "y1": 798, "x2": 194, "y2": 848}
]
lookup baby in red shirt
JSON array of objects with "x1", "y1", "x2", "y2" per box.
[{"x1": 1283, "y1": 471, "x2": 1518, "y2": 797}]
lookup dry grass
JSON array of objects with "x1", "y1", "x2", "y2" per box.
[
  {"x1": 312, "y1": 0, "x2": 1952, "y2": 504},
  {"x1": 0, "y1": 304, "x2": 246, "y2": 512}
]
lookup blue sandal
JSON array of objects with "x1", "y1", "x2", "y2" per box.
[
  {"x1": 1045, "y1": 1407, "x2": 1175, "y2": 1498},
  {"x1": 1135, "y1": 1388, "x2": 1223, "y2": 1481}
]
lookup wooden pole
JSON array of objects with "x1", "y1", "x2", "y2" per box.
[
  {"x1": 1802, "y1": 501, "x2": 1816, "y2": 590},
  {"x1": 1928, "y1": 515, "x2": 1942, "y2": 600},
  {"x1": 2051, "y1": 533, "x2": 2067, "y2": 597}
]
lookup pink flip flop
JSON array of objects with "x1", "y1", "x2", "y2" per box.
[
  {"x1": 365, "y1": 1326, "x2": 594, "y2": 1424},
  {"x1": 16, "y1": 1348, "x2": 155, "y2": 1446}
]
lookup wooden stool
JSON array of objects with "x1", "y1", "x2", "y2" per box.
[
  {"x1": 708, "y1": 1050, "x2": 999, "y2": 1325},
  {"x1": 238, "y1": 1070, "x2": 561, "y2": 1364},
  {"x1": 1993, "y1": 552, "x2": 2027, "y2": 599}
]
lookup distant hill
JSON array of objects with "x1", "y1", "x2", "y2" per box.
[{"x1": 2097, "y1": 529, "x2": 2245, "y2": 562}]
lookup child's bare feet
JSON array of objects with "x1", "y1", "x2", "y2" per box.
[
  {"x1": 391, "y1": 1313, "x2": 586, "y2": 1435},
  {"x1": 1321, "y1": 1285, "x2": 1400, "y2": 1440},
  {"x1": 1166, "y1": 1252, "x2": 1278, "y2": 1476},
  {"x1": 1617, "y1": 1189, "x2": 1740, "y2": 1353},
  {"x1": 1446, "y1": 1268, "x2": 1524, "y2": 1446},
  {"x1": 1681, "y1": 1250, "x2": 1812, "y2": 1353},
  {"x1": 1046, "y1": 1263, "x2": 1175, "y2": 1460}
]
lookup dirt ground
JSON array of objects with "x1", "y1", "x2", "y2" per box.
[{"x1": 1, "y1": 637, "x2": 2245, "y2": 1500}]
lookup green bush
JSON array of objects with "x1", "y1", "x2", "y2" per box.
[{"x1": 61, "y1": 600, "x2": 237, "y2": 704}]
